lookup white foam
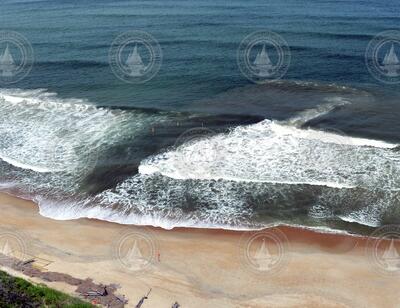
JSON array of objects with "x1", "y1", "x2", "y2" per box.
[
  {"x1": 35, "y1": 194, "x2": 252, "y2": 231},
  {"x1": 0, "y1": 88, "x2": 165, "y2": 173},
  {"x1": 140, "y1": 118, "x2": 399, "y2": 190},
  {"x1": 285, "y1": 96, "x2": 350, "y2": 126},
  {"x1": 1, "y1": 89, "x2": 398, "y2": 232},
  {"x1": 0, "y1": 154, "x2": 53, "y2": 173},
  {"x1": 270, "y1": 123, "x2": 397, "y2": 148},
  {"x1": 32, "y1": 190, "x2": 361, "y2": 234}
]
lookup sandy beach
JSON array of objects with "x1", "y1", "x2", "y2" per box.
[{"x1": 0, "y1": 192, "x2": 398, "y2": 308}]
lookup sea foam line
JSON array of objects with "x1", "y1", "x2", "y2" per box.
[{"x1": 139, "y1": 117, "x2": 399, "y2": 190}]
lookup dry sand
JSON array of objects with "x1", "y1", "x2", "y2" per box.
[{"x1": 0, "y1": 192, "x2": 399, "y2": 308}]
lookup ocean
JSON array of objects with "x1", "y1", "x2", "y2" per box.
[{"x1": 0, "y1": 0, "x2": 399, "y2": 235}]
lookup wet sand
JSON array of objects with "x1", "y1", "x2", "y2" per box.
[{"x1": 0, "y1": 192, "x2": 399, "y2": 308}]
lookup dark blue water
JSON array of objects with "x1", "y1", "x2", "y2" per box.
[
  {"x1": 1, "y1": 0, "x2": 399, "y2": 106},
  {"x1": 0, "y1": 0, "x2": 399, "y2": 233}
]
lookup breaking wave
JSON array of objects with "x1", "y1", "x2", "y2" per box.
[
  {"x1": 0, "y1": 88, "x2": 170, "y2": 175},
  {"x1": 0, "y1": 84, "x2": 399, "y2": 232},
  {"x1": 96, "y1": 95, "x2": 399, "y2": 230},
  {"x1": 140, "y1": 114, "x2": 398, "y2": 190}
]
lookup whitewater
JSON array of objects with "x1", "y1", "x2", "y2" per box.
[{"x1": 0, "y1": 87, "x2": 399, "y2": 232}]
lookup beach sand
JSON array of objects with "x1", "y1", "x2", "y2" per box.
[{"x1": 0, "y1": 192, "x2": 399, "y2": 308}]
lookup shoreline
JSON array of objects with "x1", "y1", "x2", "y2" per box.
[
  {"x1": 0, "y1": 188, "x2": 372, "y2": 237},
  {"x1": 0, "y1": 192, "x2": 399, "y2": 307}
]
